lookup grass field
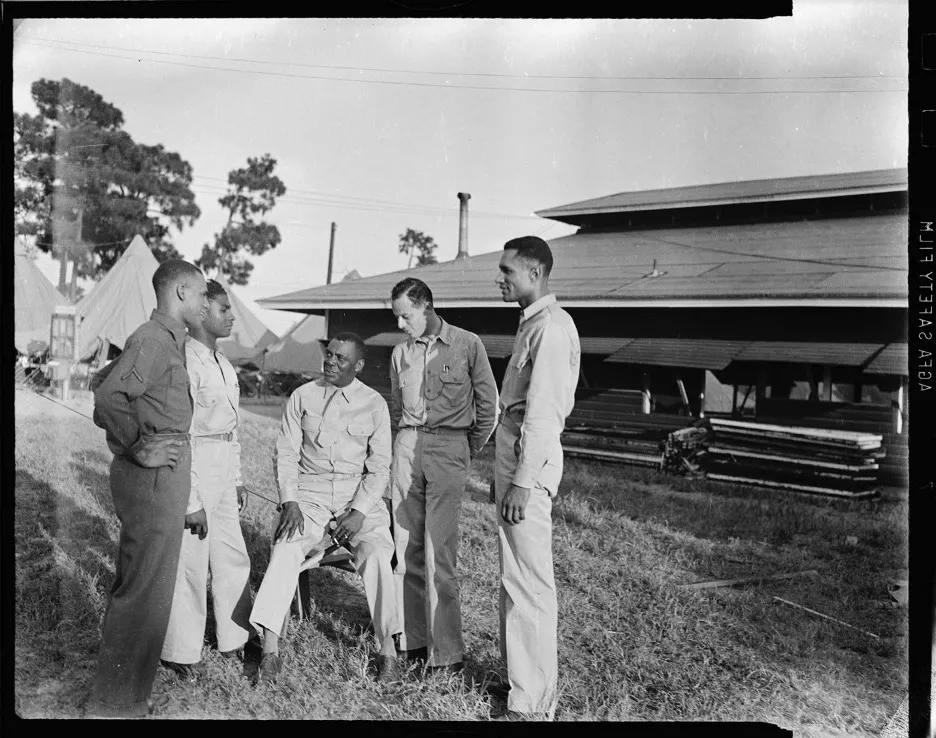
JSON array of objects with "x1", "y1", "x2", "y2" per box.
[{"x1": 14, "y1": 390, "x2": 908, "y2": 730}]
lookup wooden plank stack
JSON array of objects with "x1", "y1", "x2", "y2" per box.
[
  {"x1": 561, "y1": 425, "x2": 667, "y2": 467},
  {"x1": 704, "y1": 418, "x2": 883, "y2": 499}
]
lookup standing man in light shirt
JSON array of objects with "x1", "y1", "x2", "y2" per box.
[
  {"x1": 248, "y1": 333, "x2": 401, "y2": 685},
  {"x1": 491, "y1": 236, "x2": 580, "y2": 721},
  {"x1": 160, "y1": 279, "x2": 255, "y2": 678},
  {"x1": 388, "y1": 277, "x2": 498, "y2": 674}
]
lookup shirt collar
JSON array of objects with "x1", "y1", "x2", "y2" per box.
[
  {"x1": 520, "y1": 294, "x2": 557, "y2": 323},
  {"x1": 316, "y1": 376, "x2": 359, "y2": 403},
  {"x1": 186, "y1": 336, "x2": 226, "y2": 362},
  {"x1": 416, "y1": 318, "x2": 451, "y2": 347},
  {"x1": 151, "y1": 309, "x2": 188, "y2": 350}
]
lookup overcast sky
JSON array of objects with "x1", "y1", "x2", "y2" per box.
[{"x1": 12, "y1": 4, "x2": 908, "y2": 334}]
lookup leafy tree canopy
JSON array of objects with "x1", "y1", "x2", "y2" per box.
[
  {"x1": 196, "y1": 154, "x2": 286, "y2": 286},
  {"x1": 398, "y1": 227, "x2": 438, "y2": 268},
  {"x1": 14, "y1": 78, "x2": 200, "y2": 288}
]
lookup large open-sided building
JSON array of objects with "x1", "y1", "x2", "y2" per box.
[{"x1": 258, "y1": 168, "x2": 908, "y2": 483}]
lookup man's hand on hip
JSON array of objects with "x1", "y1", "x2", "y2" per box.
[
  {"x1": 132, "y1": 437, "x2": 185, "y2": 469},
  {"x1": 236, "y1": 485, "x2": 250, "y2": 513},
  {"x1": 185, "y1": 508, "x2": 208, "y2": 539},
  {"x1": 501, "y1": 484, "x2": 531, "y2": 525},
  {"x1": 333, "y1": 508, "x2": 365, "y2": 545},
  {"x1": 274, "y1": 501, "x2": 304, "y2": 544}
]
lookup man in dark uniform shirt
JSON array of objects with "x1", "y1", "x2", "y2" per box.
[{"x1": 85, "y1": 259, "x2": 208, "y2": 719}]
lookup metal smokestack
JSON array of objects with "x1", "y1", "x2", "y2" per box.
[{"x1": 456, "y1": 192, "x2": 471, "y2": 261}]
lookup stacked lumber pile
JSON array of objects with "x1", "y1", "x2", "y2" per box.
[
  {"x1": 704, "y1": 418, "x2": 883, "y2": 499},
  {"x1": 661, "y1": 425, "x2": 709, "y2": 475},
  {"x1": 561, "y1": 426, "x2": 667, "y2": 467}
]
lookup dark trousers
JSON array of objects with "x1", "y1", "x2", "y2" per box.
[{"x1": 87, "y1": 450, "x2": 191, "y2": 717}]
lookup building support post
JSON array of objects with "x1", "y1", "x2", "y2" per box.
[
  {"x1": 641, "y1": 370, "x2": 652, "y2": 415},
  {"x1": 674, "y1": 368, "x2": 691, "y2": 416},
  {"x1": 822, "y1": 365, "x2": 833, "y2": 402}
]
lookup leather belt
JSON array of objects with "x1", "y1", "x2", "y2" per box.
[
  {"x1": 194, "y1": 432, "x2": 234, "y2": 442},
  {"x1": 407, "y1": 426, "x2": 467, "y2": 436}
]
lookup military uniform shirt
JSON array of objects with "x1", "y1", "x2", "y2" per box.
[
  {"x1": 93, "y1": 309, "x2": 193, "y2": 457},
  {"x1": 499, "y1": 294, "x2": 580, "y2": 492},
  {"x1": 274, "y1": 378, "x2": 391, "y2": 516},
  {"x1": 389, "y1": 318, "x2": 499, "y2": 459},
  {"x1": 185, "y1": 337, "x2": 243, "y2": 514}
]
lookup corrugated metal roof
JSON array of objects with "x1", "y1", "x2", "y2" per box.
[
  {"x1": 863, "y1": 343, "x2": 908, "y2": 375},
  {"x1": 580, "y1": 337, "x2": 633, "y2": 355},
  {"x1": 535, "y1": 168, "x2": 907, "y2": 219},
  {"x1": 733, "y1": 341, "x2": 884, "y2": 366},
  {"x1": 605, "y1": 338, "x2": 749, "y2": 370},
  {"x1": 257, "y1": 213, "x2": 907, "y2": 310},
  {"x1": 365, "y1": 332, "x2": 408, "y2": 347},
  {"x1": 478, "y1": 334, "x2": 515, "y2": 358}
]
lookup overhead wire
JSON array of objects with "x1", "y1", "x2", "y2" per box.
[
  {"x1": 17, "y1": 34, "x2": 906, "y2": 81},
  {"x1": 17, "y1": 39, "x2": 908, "y2": 95}
]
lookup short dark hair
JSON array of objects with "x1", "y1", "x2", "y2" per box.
[
  {"x1": 391, "y1": 277, "x2": 433, "y2": 309},
  {"x1": 152, "y1": 259, "x2": 203, "y2": 297},
  {"x1": 206, "y1": 279, "x2": 228, "y2": 302},
  {"x1": 504, "y1": 236, "x2": 553, "y2": 277},
  {"x1": 331, "y1": 332, "x2": 367, "y2": 362}
]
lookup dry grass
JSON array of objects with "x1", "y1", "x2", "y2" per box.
[{"x1": 14, "y1": 396, "x2": 907, "y2": 730}]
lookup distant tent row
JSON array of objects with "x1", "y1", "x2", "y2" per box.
[
  {"x1": 13, "y1": 234, "x2": 325, "y2": 377},
  {"x1": 14, "y1": 240, "x2": 70, "y2": 355}
]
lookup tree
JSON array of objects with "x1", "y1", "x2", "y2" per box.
[
  {"x1": 398, "y1": 228, "x2": 438, "y2": 269},
  {"x1": 14, "y1": 78, "x2": 200, "y2": 298},
  {"x1": 196, "y1": 154, "x2": 286, "y2": 286}
]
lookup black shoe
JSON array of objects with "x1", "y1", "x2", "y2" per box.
[
  {"x1": 256, "y1": 653, "x2": 283, "y2": 686},
  {"x1": 485, "y1": 679, "x2": 511, "y2": 699},
  {"x1": 402, "y1": 646, "x2": 428, "y2": 665},
  {"x1": 376, "y1": 655, "x2": 402, "y2": 683},
  {"x1": 221, "y1": 636, "x2": 262, "y2": 661},
  {"x1": 428, "y1": 661, "x2": 464, "y2": 675},
  {"x1": 160, "y1": 660, "x2": 206, "y2": 682}
]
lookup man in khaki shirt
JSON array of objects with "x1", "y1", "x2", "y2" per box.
[
  {"x1": 249, "y1": 333, "x2": 401, "y2": 684},
  {"x1": 491, "y1": 237, "x2": 580, "y2": 721},
  {"x1": 388, "y1": 277, "x2": 498, "y2": 673}
]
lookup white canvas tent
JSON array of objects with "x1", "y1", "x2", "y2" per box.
[
  {"x1": 14, "y1": 240, "x2": 71, "y2": 354},
  {"x1": 254, "y1": 313, "x2": 326, "y2": 375},
  {"x1": 213, "y1": 275, "x2": 279, "y2": 364},
  {"x1": 76, "y1": 235, "x2": 159, "y2": 361}
]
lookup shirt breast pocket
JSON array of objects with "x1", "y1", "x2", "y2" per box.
[
  {"x1": 346, "y1": 419, "x2": 374, "y2": 447},
  {"x1": 300, "y1": 413, "x2": 323, "y2": 444},
  {"x1": 439, "y1": 366, "x2": 470, "y2": 409},
  {"x1": 195, "y1": 385, "x2": 224, "y2": 409}
]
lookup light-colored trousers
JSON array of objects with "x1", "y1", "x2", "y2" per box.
[
  {"x1": 249, "y1": 476, "x2": 399, "y2": 646},
  {"x1": 494, "y1": 424, "x2": 559, "y2": 718},
  {"x1": 161, "y1": 438, "x2": 253, "y2": 663},
  {"x1": 390, "y1": 428, "x2": 470, "y2": 667}
]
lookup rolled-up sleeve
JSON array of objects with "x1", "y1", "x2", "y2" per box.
[
  {"x1": 273, "y1": 390, "x2": 304, "y2": 506},
  {"x1": 468, "y1": 336, "x2": 498, "y2": 458},
  {"x1": 351, "y1": 400, "x2": 392, "y2": 515},
  {"x1": 512, "y1": 323, "x2": 576, "y2": 490},
  {"x1": 93, "y1": 337, "x2": 167, "y2": 455}
]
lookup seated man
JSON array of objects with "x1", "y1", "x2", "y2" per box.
[{"x1": 248, "y1": 332, "x2": 401, "y2": 684}]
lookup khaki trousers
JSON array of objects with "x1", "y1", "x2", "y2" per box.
[
  {"x1": 249, "y1": 477, "x2": 399, "y2": 646},
  {"x1": 390, "y1": 428, "x2": 470, "y2": 666},
  {"x1": 161, "y1": 438, "x2": 253, "y2": 663},
  {"x1": 494, "y1": 424, "x2": 559, "y2": 718}
]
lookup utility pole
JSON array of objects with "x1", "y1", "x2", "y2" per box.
[
  {"x1": 325, "y1": 222, "x2": 336, "y2": 340},
  {"x1": 327, "y1": 222, "x2": 336, "y2": 286}
]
